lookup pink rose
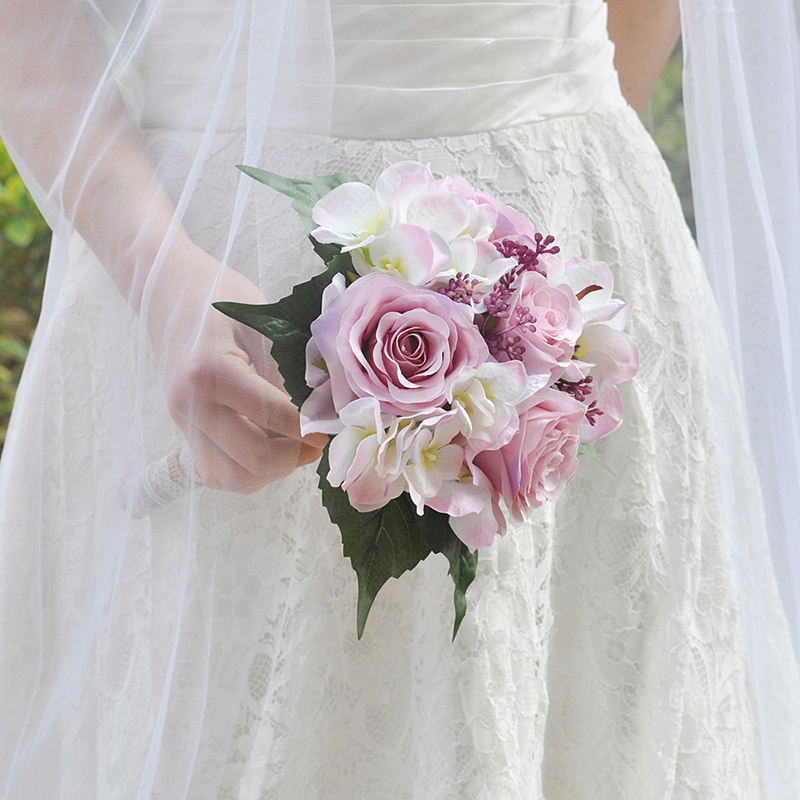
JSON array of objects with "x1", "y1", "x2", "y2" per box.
[
  {"x1": 494, "y1": 270, "x2": 583, "y2": 383},
  {"x1": 308, "y1": 273, "x2": 489, "y2": 421},
  {"x1": 472, "y1": 388, "x2": 585, "y2": 523}
]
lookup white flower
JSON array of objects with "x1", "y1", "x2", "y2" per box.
[
  {"x1": 327, "y1": 398, "x2": 407, "y2": 512},
  {"x1": 311, "y1": 162, "x2": 439, "y2": 252},
  {"x1": 403, "y1": 414, "x2": 465, "y2": 514},
  {"x1": 350, "y1": 224, "x2": 451, "y2": 285},
  {"x1": 447, "y1": 361, "x2": 532, "y2": 453},
  {"x1": 311, "y1": 182, "x2": 386, "y2": 251}
]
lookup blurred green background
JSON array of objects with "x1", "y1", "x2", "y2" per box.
[
  {"x1": 0, "y1": 45, "x2": 692, "y2": 455},
  {"x1": 0, "y1": 139, "x2": 51, "y2": 454}
]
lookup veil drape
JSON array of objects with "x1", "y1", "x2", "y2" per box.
[
  {"x1": 0, "y1": 1, "x2": 336, "y2": 795},
  {"x1": 681, "y1": 0, "x2": 800, "y2": 793}
]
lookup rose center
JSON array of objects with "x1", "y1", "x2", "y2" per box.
[{"x1": 399, "y1": 331, "x2": 424, "y2": 360}]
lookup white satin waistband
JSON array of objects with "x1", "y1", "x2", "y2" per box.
[
  {"x1": 135, "y1": 0, "x2": 626, "y2": 138},
  {"x1": 330, "y1": 0, "x2": 627, "y2": 138}
]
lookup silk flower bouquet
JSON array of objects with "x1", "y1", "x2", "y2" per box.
[{"x1": 215, "y1": 161, "x2": 638, "y2": 639}]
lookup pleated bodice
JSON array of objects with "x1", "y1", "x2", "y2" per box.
[
  {"x1": 137, "y1": 0, "x2": 625, "y2": 137},
  {"x1": 330, "y1": 0, "x2": 625, "y2": 137}
]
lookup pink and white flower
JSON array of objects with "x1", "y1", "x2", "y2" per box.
[
  {"x1": 311, "y1": 161, "x2": 438, "y2": 251},
  {"x1": 327, "y1": 398, "x2": 407, "y2": 512},
  {"x1": 403, "y1": 414, "x2": 465, "y2": 514},
  {"x1": 350, "y1": 223, "x2": 451, "y2": 285},
  {"x1": 447, "y1": 360, "x2": 531, "y2": 452}
]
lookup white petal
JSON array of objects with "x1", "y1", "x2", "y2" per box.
[{"x1": 312, "y1": 182, "x2": 384, "y2": 244}]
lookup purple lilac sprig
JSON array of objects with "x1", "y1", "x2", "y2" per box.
[
  {"x1": 554, "y1": 375, "x2": 594, "y2": 402},
  {"x1": 485, "y1": 304, "x2": 536, "y2": 359},
  {"x1": 554, "y1": 375, "x2": 605, "y2": 427},
  {"x1": 585, "y1": 401, "x2": 604, "y2": 427},
  {"x1": 480, "y1": 233, "x2": 560, "y2": 360},
  {"x1": 438, "y1": 273, "x2": 482, "y2": 305}
]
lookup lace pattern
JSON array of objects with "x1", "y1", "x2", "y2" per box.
[{"x1": 2, "y1": 106, "x2": 800, "y2": 799}]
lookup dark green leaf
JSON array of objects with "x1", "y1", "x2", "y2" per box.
[
  {"x1": 267, "y1": 269, "x2": 337, "y2": 328},
  {"x1": 212, "y1": 251, "x2": 354, "y2": 407},
  {"x1": 418, "y1": 507, "x2": 479, "y2": 640},
  {"x1": 317, "y1": 449, "x2": 432, "y2": 639},
  {"x1": 325, "y1": 250, "x2": 355, "y2": 277},
  {"x1": 236, "y1": 165, "x2": 358, "y2": 204},
  {"x1": 213, "y1": 306, "x2": 312, "y2": 406}
]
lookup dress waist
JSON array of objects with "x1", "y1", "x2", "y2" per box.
[
  {"x1": 330, "y1": 0, "x2": 627, "y2": 138},
  {"x1": 135, "y1": 0, "x2": 627, "y2": 138}
]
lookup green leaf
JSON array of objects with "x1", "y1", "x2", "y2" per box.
[
  {"x1": 317, "y1": 449, "x2": 432, "y2": 639},
  {"x1": 417, "y1": 507, "x2": 479, "y2": 640},
  {"x1": 235, "y1": 165, "x2": 359, "y2": 205},
  {"x1": 236, "y1": 165, "x2": 360, "y2": 262},
  {"x1": 325, "y1": 250, "x2": 355, "y2": 277},
  {"x1": 578, "y1": 442, "x2": 616, "y2": 476},
  {"x1": 213, "y1": 254, "x2": 354, "y2": 407},
  {"x1": 212, "y1": 305, "x2": 312, "y2": 406},
  {"x1": 212, "y1": 266, "x2": 335, "y2": 405}
]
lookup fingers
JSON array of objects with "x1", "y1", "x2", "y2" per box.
[
  {"x1": 163, "y1": 299, "x2": 329, "y2": 493},
  {"x1": 233, "y1": 325, "x2": 284, "y2": 388},
  {"x1": 191, "y1": 430, "x2": 293, "y2": 493},
  {"x1": 190, "y1": 422, "x2": 323, "y2": 493},
  {"x1": 190, "y1": 403, "x2": 321, "y2": 475},
  {"x1": 209, "y1": 352, "x2": 328, "y2": 448}
]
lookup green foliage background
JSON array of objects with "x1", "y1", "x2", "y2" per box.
[
  {"x1": 0, "y1": 45, "x2": 691, "y2": 456},
  {"x1": 0, "y1": 139, "x2": 51, "y2": 453}
]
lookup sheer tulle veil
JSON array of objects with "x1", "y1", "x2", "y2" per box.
[
  {"x1": 0, "y1": 1, "x2": 338, "y2": 794},
  {"x1": 681, "y1": 1, "x2": 800, "y2": 791},
  {"x1": 0, "y1": 0, "x2": 799, "y2": 795}
]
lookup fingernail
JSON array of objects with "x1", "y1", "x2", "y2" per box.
[{"x1": 308, "y1": 433, "x2": 329, "y2": 449}]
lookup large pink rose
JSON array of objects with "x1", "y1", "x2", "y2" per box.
[
  {"x1": 472, "y1": 388, "x2": 585, "y2": 523},
  {"x1": 308, "y1": 273, "x2": 489, "y2": 421},
  {"x1": 494, "y1": 270, "x2": 583, "y2": 383}
]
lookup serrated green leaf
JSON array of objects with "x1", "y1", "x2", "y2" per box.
[
  {"x1": 317, "y1": 449, "x2": 432, "y2": 639},
  {"x1": 214, "y1": 258, "x2": 334, "y2": 333},
  {"x1": 212, "y1": 305, "x2": 311, "y2": 406},
  {"x1": 325, "y1": 250, "x2": 355, "y2": 276},
  {"x1": 236, "y1": 165, "x2": 359, "y2": 203},
  {"x1": 417, "y1": 507, "x2": 479, "y2": 639},
  {"x1": 578, "y1": 442, "x2": 616, "y2": 476},
  {"x1": 212, "y1": 252, "x2": 354, "y2": 410}
]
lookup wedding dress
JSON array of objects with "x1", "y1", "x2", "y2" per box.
[{"x1": 2, "y1": 0, "x2": 800, "y2": 798}]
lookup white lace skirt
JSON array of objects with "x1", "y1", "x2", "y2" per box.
[{"x1": 2, "y1": 106, "x2": 799, "y2": 799}]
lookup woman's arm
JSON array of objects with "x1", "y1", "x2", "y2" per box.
[
  {"x1": 0, "y1": 0, "x2": 325, "y2": 492},
  {"x1": 606, "y1": 0, "x2": 681, "y2": 115}
]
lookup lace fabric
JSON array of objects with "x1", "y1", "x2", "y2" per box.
[{"x1": 4, "y1": 106, "x2": 799, "y2": 798}]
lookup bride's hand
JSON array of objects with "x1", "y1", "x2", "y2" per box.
[{"x1": 145, "y1": 240, "x2": 327, "y2": 494}]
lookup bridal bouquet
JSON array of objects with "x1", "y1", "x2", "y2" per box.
[{"x1": 215, "y1": 161, "x2": 638, "y2": 639}]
